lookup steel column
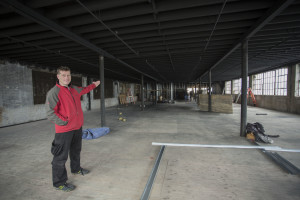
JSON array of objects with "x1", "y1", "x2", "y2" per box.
[
  {"x1": 146, "y1": 82, "x2": 148, "y2": 102},
  {"x1": 170, "y1": 82, "x2": 174, "y2": 101},
  {"x1": 198, "y1": 79, "x2": 201, "y2": 104},
  {"x1": 141, "y1": 74, "x2": 145, "y2": 111},
  {"x1": 231, "y1": 80, "x2": 234, "y2": 95},
  {"x1": 87, "y1": 77, "x2": 91, "y2": 111},
  {"x1": 208, "y1": 70, "x2": 212, "y2": 112},
  {"x1": 240, "y1": 40, "x2": 248, "y2": 137},
  {"x1": 174, "y1": 84, "x2": 177, "y2": 100},
  {"x1": 155, "y1": 82, "x2": 158, "y2": 105},
  {"x1": 194, "y1": 83, "x2": 196, "y2": 102},
  {"x1": 99, "y1": 55, "x2": 106, "y2": 127}
]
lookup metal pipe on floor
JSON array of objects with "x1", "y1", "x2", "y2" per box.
[
  {"x1": 152, "y1": 142, "x2": 300, "y2": 153},
  {"x1": 240, "y1": 40, "x2": 248, "y2": 137},
  {"x1": 140, "y1": 145, "x2": 165, "y2": 200},
  {"x1": 99, "y1": 55, "x2": 106, "y2": 127}
]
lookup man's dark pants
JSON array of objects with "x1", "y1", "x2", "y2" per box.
[{"x1": 51, "y1": 128, "x2": 82, "y2": 187}]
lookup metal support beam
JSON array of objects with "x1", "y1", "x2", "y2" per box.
[
  {"x1": 194, "y1": 83, "x2": 196, "y2": 102},
  {"x1": 0, "y1": 34, "x2": 141, "y2": 81},
  {"x1": 198, "y1": 0, "x2": 295, "y2": 81},
  {"x1": 231, "y1": 80, "x2": 234, "y2": 95},
  {"x1": 174, "y1": 84, "x2": 177, "y2": 100},
  {"x1": 87, "y1": 77, "x2": 91, "y2": 111},
  {"x1": 75, "y1": 0, "x2": 139, "y2": 56},
  {"x1": 190, "y1": 0, "x2": 227, "y2": 79},
  {"x1": 155, "y1": 82, "x2": 158, "y2": 105},
  {"x1": 146, "y1": 82, "x2": 148, "y2": 102},
  {"x1": 167, "y1": 83, "x2": 170, "y2": 100},
  {"x1": 99, "y1": 55, "x2": 106, "y2": 127},
  {"x1": 170, "y1": 82, "x2": 174, "y2": 102},
  {"x1": 198, "y1": 79, "x2": 201, "y2": 104},
  {"x1": 240, "y1": 40, "x2": 248, "y2": 137},
  {"x1": 0, "y1": 0, "x2": 160, "y2": 82},
  {"x1": 208, "y1": 70, "x2": 212, "y2": 112},
  {"x1": 141, "y1": 74, "x2": 145, "y2": 111}
]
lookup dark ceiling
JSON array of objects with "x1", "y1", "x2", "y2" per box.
[{"x1": 0, "y1": 0, "x2": 300, "y2": 83}]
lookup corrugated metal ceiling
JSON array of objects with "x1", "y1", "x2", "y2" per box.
[{"x1": 0, "y1": 0, "x2": 300, "y2": 83}]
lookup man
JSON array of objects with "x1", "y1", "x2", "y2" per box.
[{"x1": 46, "y1": 66, "x2": 100, "y2": 192}]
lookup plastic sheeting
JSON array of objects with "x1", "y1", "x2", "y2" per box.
[{"x1": 82, "y1": 127, "x2": 110, "y2": 140}]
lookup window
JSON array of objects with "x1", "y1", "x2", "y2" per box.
[
  {"x1": 253, "y1": 74, "x2": 263, "y2": 95},
  {"x1": 263, "y1": 71, "x2": 275, "y2": 95},
  {"x1": 275, "y1": 68, "x2": 287, "y2": 96},
  {"x1": 225, "y1": 81, "x2": 231, "y2": 94},
  {"x1": 232, "y1": 79, "x2": 241, "y2": 94},
  {"x1": 252, "y1": 67, "x2": 287, "y2": 96}
]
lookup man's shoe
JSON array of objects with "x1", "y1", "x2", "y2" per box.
[
  {"x1": 54, "y1": 182, "x2": 76, "y2": 192},
  {"x1": 72, "y1": 168, "x2": 90, "y2": 176}
]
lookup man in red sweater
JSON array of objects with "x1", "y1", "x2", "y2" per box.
[{"x1": 46, "y1": 66, "x2": 100, "y2": 192}]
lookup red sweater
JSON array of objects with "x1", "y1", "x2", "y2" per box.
[{"x1": 46, "y1": 82, "x2": 96, "y2": 133}]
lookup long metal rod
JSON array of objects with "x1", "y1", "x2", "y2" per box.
[
  {"x1": 150, "y1": 0, "x2": 175, "y2": 72},
  {"x1": 190, "y1": 0, "x2": 227, "y2": 79},
  {"x1": 145, "y1": 60, "x2": 167, "y2": 81},
  {"x1": 99, "y1": 55, "x2": 106, "y2": 127},
  {"x1": 140, "y1": 145, "x2": 165, "y2": 200},
  {"x1": 152, "y1": 142, "x2": 300, "y2": 153},
  {"x1": 75, "y1": 0, "x2": 139, "y2": 56},
  {"x1": 76, "y1": 0, "x2": 166, "y2": 81}
]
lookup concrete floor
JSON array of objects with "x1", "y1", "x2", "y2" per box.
[{"x1": 0, "y1": 101, "x2": 299, "y2": 200}]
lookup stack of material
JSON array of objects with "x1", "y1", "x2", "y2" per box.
[
  {"x1": 198, "y1": 94, "x2": 209, "y2": 111},
  {"x1": 119, "y1": 94, "x2": 127, "y2": 104},
  {"x1": 198, "y1": 94, "x2": 233, "y2": 114}
]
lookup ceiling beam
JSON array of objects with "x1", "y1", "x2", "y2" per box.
[
  {"x1": 197, "y1": 0, "x2": 295, "y2": 81},
  {"x1": 0, "y1": 34, "x2": 140, "y2": 80},
  {"x1": 0, "y1": 0, "x2": 160, "y2": 82}
]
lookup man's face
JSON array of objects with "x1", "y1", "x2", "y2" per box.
[{"x1": 57, "y1": 70, "x2": 71, "y2": 87}]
